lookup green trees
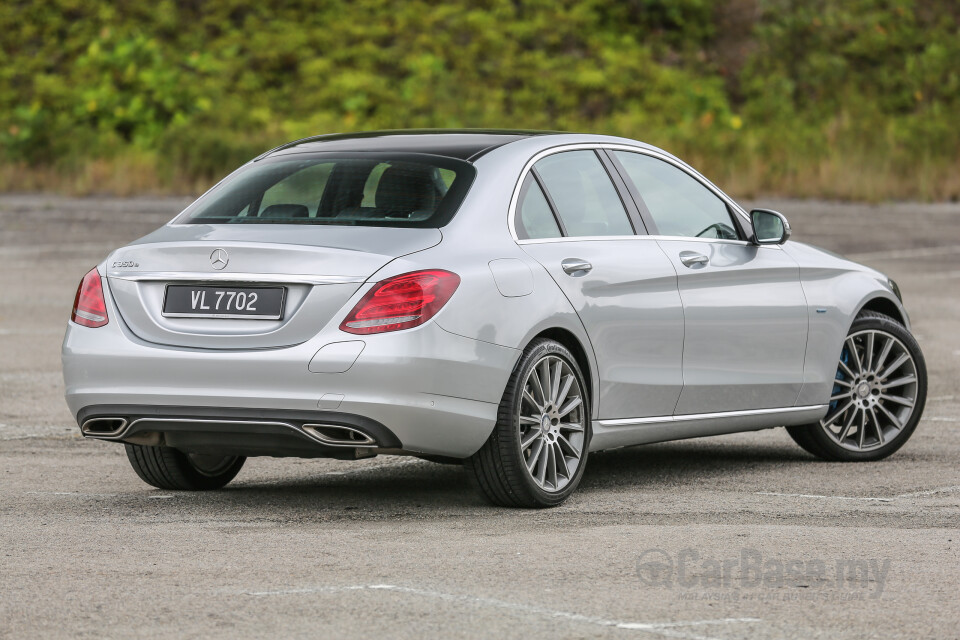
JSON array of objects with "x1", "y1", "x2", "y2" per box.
[{"x1": 1, "y1": 0, "x2": 957, "y2": 199}]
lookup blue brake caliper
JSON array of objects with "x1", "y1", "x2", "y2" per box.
[{"x1": 831, "y1": 346, "x2": 850, "y2": 410}]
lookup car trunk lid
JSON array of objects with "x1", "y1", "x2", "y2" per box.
[{"x1": 105, "y1": 224, "x2": 441, "y2": 349}]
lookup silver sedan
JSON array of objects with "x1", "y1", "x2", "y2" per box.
[{"x1": 62, "y1": 130, "x2": 927, "y2": 507}]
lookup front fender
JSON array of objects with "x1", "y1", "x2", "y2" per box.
[{"x1": 784, "y1": 242, "x2": 911, "y2": 406}]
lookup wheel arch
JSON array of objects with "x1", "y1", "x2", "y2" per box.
[
  {"x1": 856, "y1": 295, "x2": 907, "y2": 327},
  {"x1": 529, "y1": 327, "x2": 595, "y2": 416}
]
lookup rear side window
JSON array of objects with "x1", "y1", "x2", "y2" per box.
[
  {"x1": 516, "y1": 175, "x2": 562, "y2": 240},
  {"x1": 613, "y1": 151, "x2": 740, "y2": 240},
  {"x1": 177, "y1": 153, "x2": 475, "y2": 228},
  {"x1": 533, "y1": 150, "x2": 633, "y2": 237}
]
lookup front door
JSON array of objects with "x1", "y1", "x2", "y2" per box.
[{"x1": 609, "y1": 149, "x2": 808, "y2": 414}]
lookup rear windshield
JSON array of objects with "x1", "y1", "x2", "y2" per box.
[{"x1": 176, "y1": 152, "x2": 475, "y2": 227}]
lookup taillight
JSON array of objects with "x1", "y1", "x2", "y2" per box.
[
  {"x1": 340, "y1": 269, "x2": 460, "y2": 335},
  {"x1": 71, "y1": 268, "x2": 109, "y2": 328}
]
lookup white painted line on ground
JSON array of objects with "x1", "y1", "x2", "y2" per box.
[
  {"x1": 756, "y1": 492, "x2": 893, "y2": 503},
  {"x1": 243, "y1": 584, "x2": 761, "y2": 639},
  {"x1": 928, "y1": 395, "x2": 956, "y2": 402},
  {"x1": 895, "y1": 486, "x2": 960, "y2": 498},
  {"x1": 847, "y1": 244, "x2": 960, "y2": 261},
  {"x1": 926, "y1": 417, "x2": 959, "y2": 422},
  {"x1": 759, "y1": 485, "x2": 960, "y2": 502}
]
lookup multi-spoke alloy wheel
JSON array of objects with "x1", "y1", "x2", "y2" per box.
[
  {"x1": 467, "y1": 338, "x2": 591, "y2": 507},
  {"x1": 518, "y1": 355, "x2": 586, "y2": 492},
  {"x1": 787, "y1": 311, "x2": 927, "y2": 461},
  {"x1": 820, "y1": 329, "x2": 918, "y2": 451}
]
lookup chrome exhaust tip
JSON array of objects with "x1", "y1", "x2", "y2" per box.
[
  {"x1": 301, "y1": 424, "x2": 377, "y2": 447},
  {"x1": 80, "y1": 417, "x2": 129, "y2": 437}
]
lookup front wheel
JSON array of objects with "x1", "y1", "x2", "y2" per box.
[
  {"x1": 466, "y1": 338, "x2": 591, "y2": 507},
  {"x1": 787, "y1": 311, "x2": 927, "y2": 461},
  {"x1": 125, "y1": 444, "x2": 245, "y2": 490}
]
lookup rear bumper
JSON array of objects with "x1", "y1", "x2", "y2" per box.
[
  {"x1": 63, "y1": 315, "x2": 520, "y2": 458},
  {"x1": 77, "y1": 405, "x2": 401, "y2": 459}
]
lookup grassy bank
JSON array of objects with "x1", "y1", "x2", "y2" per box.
[
  {"x1": 3, "y1": 134, "x2": 958, "y2": 202},
  {"x1": 2, "y1": 0, "x2": 958, "y2": 201}
]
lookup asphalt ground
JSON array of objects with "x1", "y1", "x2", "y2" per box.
[{"x1": 1, "y1": 195, "x2": 958, "y2": 639}]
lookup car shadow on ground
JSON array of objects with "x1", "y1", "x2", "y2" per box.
[
  {"x1": 173, "y1": 438, "x2": 820, "y2": 515},
  {"x1": 581, "y1": 439, "x2": 815, "y2": 490}
]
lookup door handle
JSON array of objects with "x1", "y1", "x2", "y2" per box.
[
  {"x1": 679, "y1": 251, "x2": 709, "y2": 268},
  {"x1": 561, "y1": 258, "x2": 592, "y2": 276}
]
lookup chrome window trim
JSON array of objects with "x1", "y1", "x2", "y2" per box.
[
  {"x1": 596, "y1": 404, "x2": 826, "y2": 428},
  {"x1": 508, "y1": 143, "x2": 752, "y2": 245},
  {"x1": 515, "y1": 234, "x2": 752, "y2": 246},
  {"x1": 645, "y1": 234, "x2": 751, "y2": 246}
]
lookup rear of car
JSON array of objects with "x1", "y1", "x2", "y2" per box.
[{"x1": 62, "y1": 148, "x2": 519, "y2": 464}]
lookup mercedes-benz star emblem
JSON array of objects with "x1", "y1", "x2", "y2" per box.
[{"x1": 210, "y1": 248, "x2": 229, "y2": 270}]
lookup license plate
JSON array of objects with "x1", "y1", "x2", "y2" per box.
[{"x1": 162, "y1": 285, "x2": 286, "y2": 319}]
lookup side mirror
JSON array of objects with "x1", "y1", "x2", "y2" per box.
[{"x1": 750, "y1": 209, "x2": 791, "y2": 245}]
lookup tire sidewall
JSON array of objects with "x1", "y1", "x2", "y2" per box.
[{"x1": 503, "y1": 340, "x2": 592, "y2": 506}]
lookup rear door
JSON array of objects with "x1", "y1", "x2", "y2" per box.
[
  {"x1": 609, "y1": 150, "x2": 808, "y2": 414},
  {"x1": 516, "y1": 149, "x2": 684, "y2": 420}
]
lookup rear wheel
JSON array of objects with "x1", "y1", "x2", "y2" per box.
[
  {"x1": 787, "y1": 311, "x2": 926, "y2": 461},
  {"x1": 125, "y1": 444, "x2": 245, "y2": 490},
  {"x1": 466, "y1": 338, "x2": 590, "y2": 507}
]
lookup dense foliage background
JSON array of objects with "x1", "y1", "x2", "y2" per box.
[{"x1": 1, "y1": 0, "x2": 958, "y2": 199}]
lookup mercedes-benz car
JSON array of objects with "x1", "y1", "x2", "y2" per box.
[{"x1": 62, "y1": 130, "x2": 927, "y2": 507}]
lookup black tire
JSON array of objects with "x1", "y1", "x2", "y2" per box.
[
  {"x1": 466, "y1": 338, "x2": 591, "y2": 508},
  {"x1": 124, "y1": 444, "x2": 245, "y2": 490},
  {"x1": 786, "y1": 311, "x2": 927, "y2": 461}
]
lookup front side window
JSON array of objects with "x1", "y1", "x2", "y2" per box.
[
  {"x1": 177, "y1": 153, "x2": 474, "y2": 228},
  {"x1": 532, "y1": 150, "x2": 634, "y2": 237},
  {"x1": 613, "y1": 151, "x2": 740, "y2": 240}
]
